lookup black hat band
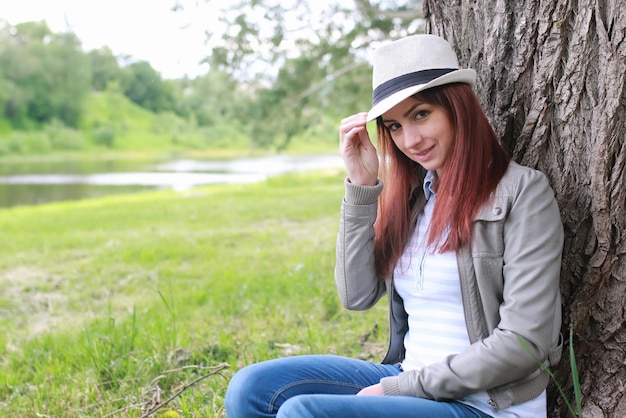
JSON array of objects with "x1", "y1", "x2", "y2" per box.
[{"x1": 372, "y1": 68, "x2": 457, "y2": 106}]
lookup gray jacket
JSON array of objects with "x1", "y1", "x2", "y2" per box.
[{"x1": 334, "y1": 162, "x2": 564, "y2": 411}]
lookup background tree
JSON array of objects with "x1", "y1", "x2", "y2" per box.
[
  {"x1": 0, "y1": 22, "x2": 91, "y2": 126},
  {"x1": 37, "y1": 31, "x2": 92, "y2": 127},
  {"x1": 0, "y1": 21, "x2": 91, "y2": 128},
  {"x1": 206, "y1": 0, "x2": 423, "y2": 149},
  {"x1": 176, "y1": 70, "x2": 244, "y2": 127},
  {"x1": 87, "y1": 46, "x2": 124, "y2": 91},
  {"x1": 423, "y1": 1, "x2": 626, "y2": 416},
  {"x1": 121, "y1": 60, "x2": 176, "y2": 113}
]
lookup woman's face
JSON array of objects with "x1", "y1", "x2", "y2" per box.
[{"x1": 381, "y1": 95, "x2": 455, "y2": 175}]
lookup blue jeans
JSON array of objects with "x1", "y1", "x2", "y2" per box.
[{"x1": 224, "y1": 355, "x2": 491, "y2": 418}]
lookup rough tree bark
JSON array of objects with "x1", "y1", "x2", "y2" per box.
[{"x1": 423, "y1": 1, "x2": 626, "y2": 417}]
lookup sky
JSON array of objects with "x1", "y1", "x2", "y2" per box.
[{"x1": 1, "y1": 0, "x2": 224, "y2": 79}]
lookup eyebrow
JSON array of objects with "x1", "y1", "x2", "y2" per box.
[{"x1": 382, "y1": 102, "x2": 423, "y2": 124}]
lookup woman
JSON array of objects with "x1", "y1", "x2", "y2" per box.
[{"x1": 225, "y1": 34, "x2": 564, "y2": 418}]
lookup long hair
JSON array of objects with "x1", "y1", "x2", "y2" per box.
[{"x1": 373, "y1": 83, "x2": 510, "y2": 278}]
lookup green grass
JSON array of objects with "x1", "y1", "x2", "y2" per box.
[
  {"x1": 83, "y1": 91, "x2": 218, "y2": 152},
  {"x1": 0, "y1": 169, "x2": 389, "y2": 417}
]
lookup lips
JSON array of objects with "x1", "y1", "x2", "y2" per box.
[{"x1": 415, "y1": 145, "x2": 435, "y2": 157}]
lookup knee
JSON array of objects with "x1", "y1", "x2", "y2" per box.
[
  {"x1": 224, "y1": 364, "x2": 267, "y2": 418},
  {"x1": 276, "y1": 395, "x2": 317, "y2": 418}
]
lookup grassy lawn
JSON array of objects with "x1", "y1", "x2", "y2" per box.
[{"x1": 0, "y1": 169, "x2": 388, "y2": 417}]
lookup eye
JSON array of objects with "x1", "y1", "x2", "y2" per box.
[
  {"x1": 386, "y1": 122, "x2": 402, "y2": 132},
  {"x1": 414, "y1": 109, "x2": 430, "y2": 120}
]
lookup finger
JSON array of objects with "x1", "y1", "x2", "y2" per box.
[
  {"x1": 339, "y1": 127, "x2": 370, "y2": 156},
  {"x1": 340, "y1": 113, "x2": 368, "y2": 136}
]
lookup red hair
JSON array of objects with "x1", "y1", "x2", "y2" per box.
[{"x1": 373, "y1": 83, "x2": 509, "y2": 277}]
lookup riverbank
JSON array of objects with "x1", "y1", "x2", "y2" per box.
[
  {"x1": 0, "y1": 170, "x2": 387, "y2": 417},
  {"x1": 0, "y1": 153, "x2": 344, "y2": 208}
]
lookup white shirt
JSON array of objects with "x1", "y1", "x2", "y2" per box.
[{"x1": 393, "y1": 172, "x2": 546, "y2": 417}]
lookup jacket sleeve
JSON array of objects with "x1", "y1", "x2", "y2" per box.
[
  {"x1": 380, "y1": 167, "x2": 564, "y2": 400},
  {"x1": 334, "y1": 178, "x2": 387, "y2": 310}
]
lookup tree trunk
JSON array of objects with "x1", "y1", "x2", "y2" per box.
[{"x1": 423, "y1": 1, "x2": 626, "y2": 416}]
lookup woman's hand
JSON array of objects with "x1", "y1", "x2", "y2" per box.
[
  {"x1": 339, "y1": 112, "x2": 379, "y2": 186},
  {"x1": 356, "y1": 383, "x2": 384, "y2": 396}
]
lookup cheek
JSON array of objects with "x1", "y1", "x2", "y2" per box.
[
  {"x1": 438, "y1": 125, "x2": 455, "y2": 150},
  {"x1": 390, "y1": 134, "x2": 404, "y2": 150},
  {"x1": 433, "y1": 113, "x2": 455, "y2": 143},
  {"x1": 440, "y1": 138, "x2": 454, "y2": 156}
]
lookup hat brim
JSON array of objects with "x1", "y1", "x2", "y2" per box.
[{"x1": 366, "y1": 69, "x2": 476, "y2": 122}]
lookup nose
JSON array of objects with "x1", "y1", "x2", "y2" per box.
[{"x1": 403, "y1": 125, "x2": 422, "y2": 149}]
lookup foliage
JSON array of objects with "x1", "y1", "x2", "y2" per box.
[
  {"x1": 121, "y1": 60, "x2": 177, "y2": 113},
  {"x1": 0, "y1": 120, "x2": 87, "y2": 155},
  {"x1": 0, "y1": 20, "x2": 185, "y2": 150},
  {"x1": 0, "y1": 84, "x2": 336, "y2": 156},
  {"x1": 0, "y1": 1, "x2": 425, "y2": 153},
  {"x1": 88, "y1": 46, "x2": 125, "y2": 91},
  {"x1": 202, "y1": 0, "x2": 424, "y2": 150},
  {"x1": 0, "y1": 21, "x2": 91, "y2": 128},
  {"x1": 91, "y1": 123, "x2": 118, "y2": 148},
  {"x1": 207, "y1": 0, "x2": 424, "y2": 81},
  {"x1": 175, "y1": 70, "x2": 246, "y2": 128}
]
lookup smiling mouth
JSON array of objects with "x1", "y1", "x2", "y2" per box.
[{"x1": 415, "y1": 145, "x2": 435, "y2": 156}]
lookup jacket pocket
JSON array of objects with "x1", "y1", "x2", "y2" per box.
[{"x1": 472, "y1": 195, "x2": 507, "y2": 258}]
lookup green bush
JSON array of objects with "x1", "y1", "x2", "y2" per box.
[
  {"x1": 91, "y1": 124, "x2": 117, "y2": 148},
  {"x1": 44, "y1": 119, "x2": 86, "y2": 151},
  {"x1": 0, "y1": 131, "x2": 52, "y2": 155}
]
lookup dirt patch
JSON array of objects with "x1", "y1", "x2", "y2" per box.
[{"x1": 1, "y1": 266, "x2": 69, "y2": 336}]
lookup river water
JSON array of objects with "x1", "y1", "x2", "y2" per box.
[{"x1": 0, "y1": 155, "x2": 344, "y2": 209}]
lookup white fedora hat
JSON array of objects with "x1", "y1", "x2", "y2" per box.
[{"x1": 367, "y1": 34, "x2": 476, "y2": 122}]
